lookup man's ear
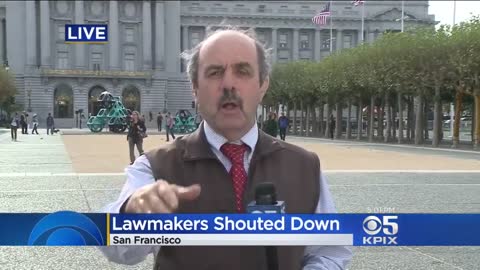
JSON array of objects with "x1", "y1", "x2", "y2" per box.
[
  {"x1": 259, "y1": 76, "x2": 270, "y2": 99},
  {"x1": 192, "y1": 85, "x2": 198, "y2": 100}
]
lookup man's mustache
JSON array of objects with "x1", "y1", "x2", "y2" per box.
[{"x1": 218, "y1": 88, "x2": 243, "y2": 109}]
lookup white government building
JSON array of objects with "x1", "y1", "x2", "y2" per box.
[{"x1": 0, "y1": 1, "x2": 435, "y2": 128}]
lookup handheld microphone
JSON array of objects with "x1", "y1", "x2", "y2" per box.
[
  {"x1": 246, "y1": 182, "x2": 285, "y2": 214},
  {"x1": 246, "y1": 182, "x2": 283, "y2": 270}
]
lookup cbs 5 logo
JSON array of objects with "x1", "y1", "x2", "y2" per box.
[
  {"x1": 28, "y1": 211, "x2": 104, "y2": 246},
  {"x1": 363, "y1": 216, "x2": 398, "y2": 236}
]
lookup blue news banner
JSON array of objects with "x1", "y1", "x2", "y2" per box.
[{"x1": 0, "y1": 211, "x2": 479, "y2": 246}]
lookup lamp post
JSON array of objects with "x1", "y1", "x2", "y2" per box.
[
  {"x1": 163, "y1": 91, "x2": 168, "y2": 113},
  {"x1": 27, "y1": 89, "x2": 32, "y2": 112},
  {"x1": 3, "y1": 60, "x2": 13, "y2": 108},
  {"x1": 1, "y1": 60, "x2": 8, "y2": 116},
  {"x1": 4, "y1": 59, "x2": 9, "y2": 73}
]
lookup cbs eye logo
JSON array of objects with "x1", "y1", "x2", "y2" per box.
[
  {"x1": 363, "y1": 216, "x2": 398, "y2": 235},
  {"x1": 28, "y1": 211, "x2": 104, "y2": 246}
]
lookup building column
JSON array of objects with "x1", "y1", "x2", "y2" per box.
[
  {"x1": 180, "y1": 26, "x2": 189, "y2": 73},
  {"x1": 164, "y1": 1, "x2": 181, "y2": 73},
  {"x1": 292, "y1": 28, "x2": 299, "y2": 61},
  {"x1": 0, "y1": 19, "x2": 4, "y2": 65},
  {"x1": 314, "y1": 29, "x2": 321, "y2": 61},
  {"x1": 335, "y1": 29, "x2": 342, "y2": 52},
  {"x1": 271, "y1": 28, "x2": 277, "y2": 64},
  {"x1": 109, "y1": 1, "x2": 120, "y2": 70},
  {"x1": 142, "y1": 0, "x2": 152, "y2": 70},
  {"x1": 155, "y1": 1, "x2": 165, "y2": 70},
  {"x1": 74, "y1": 0, "x2": 84, "y2": 69},
  {"x1": 182, "y1": 26, "x2": 189, "y2": 51},
  {"x1": 40, "y1": 1, "x2": 51, "y2": 68},
  {"x1": 25, "y1": 0, "x2": 37, "y2": 67}
]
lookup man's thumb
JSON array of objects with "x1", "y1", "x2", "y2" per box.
[{"x1": 175, "y1": 184, "x2": 201, "y2": 201}]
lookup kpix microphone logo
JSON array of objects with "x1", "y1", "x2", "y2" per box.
[
  {"x1": 28, "y1": 211, "x2": 104, "y2": 246},
  {"x1": 362, "y1": 215, "x2": 398, "y2": 245}
]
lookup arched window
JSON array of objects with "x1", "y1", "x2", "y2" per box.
[
  {"x1": 88, "y1": 86, "x2": 106, "y2": 116},
  {"x1": 54, "y1": 84, "x2": 73, "y2": 118},
  {"x1": 122, "y1": 85, "x2": 140, "y2": 112}
]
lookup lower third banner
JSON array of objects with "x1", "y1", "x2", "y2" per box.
[{"x1": 0, "y1": 212, "x2": 479, "y2": 246}]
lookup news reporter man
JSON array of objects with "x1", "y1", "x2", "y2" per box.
[{"x1": 101, "y1": 26, "x2": 352, "y2": 270}]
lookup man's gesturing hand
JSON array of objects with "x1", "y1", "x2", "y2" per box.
[{"x1": 124, "y1": 180, "x2": 201, "y2": 213}]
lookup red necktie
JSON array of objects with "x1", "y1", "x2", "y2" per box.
[{"x1": 220, "y1": 143, "x2": 249, "y2": 213}]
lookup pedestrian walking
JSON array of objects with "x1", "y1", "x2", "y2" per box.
[
  {"x1": 20, "y1": 112, "x2": 28, "y2": 134},
  {"x1": 31, "y1": 113, "x2": 39, "y2": 134},
  {"x1": 263, "y1": 112, "x2": 278, "y2": 138},
  {"x1": 278, "y1": 112, "x2": 289, "y2": 141},
  {"x1": 46, "y1": 113, "x2": 55, "y2": 135},
  {"x1": 156, "y1": 112, "x2": 163, "y2": 132},
  {"x1": 79, "y1": 113, "x2": 85, "y2": 129},
  {"x1": 127, "y1": 111, "x2": 147, "y2": 165},
  {"x1": 10, "y1": 113, "x2": 19, "y2": 141},
  {"x1": 329, "y1": 114, "x2": 335, "y2": 139},
  {"x1": 165, "y1": 112, "x2": 176, "y2": 142}
]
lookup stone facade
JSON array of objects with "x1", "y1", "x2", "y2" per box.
[{"x1": 0, "y1": 1, "x2": 435, "y2": 128}]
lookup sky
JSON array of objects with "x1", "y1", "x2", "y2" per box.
[{"x1": 428, "y1": 1, "x2": 480, "y2": 27}]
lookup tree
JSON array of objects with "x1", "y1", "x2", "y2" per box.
[
  {"x1": 448, "y1": 18, "x2": 480, "y2": 147},
  {"x1": 266, "y1": 19, "x2": 479, "y2": 149},
  {"x1": 458, "y1": 17, "x2": 480, "y2": 148},
  {"x1": 0, "y1": 69, "x2": 17, "y2": 116},
  {"x1": 404, "y1": 26, "x2": 452, "y2": 146}
]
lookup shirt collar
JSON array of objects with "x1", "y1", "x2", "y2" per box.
[{"x1": 203, "y1": 121, "x2": 258, "y2": 152}]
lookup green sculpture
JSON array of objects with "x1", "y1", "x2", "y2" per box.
[
  {"x1": 87, "y1": 91, "x2": 129, "y2": 133},
  {"x1": 172, "y1": 109, "x2": 197, "y2": 134}
]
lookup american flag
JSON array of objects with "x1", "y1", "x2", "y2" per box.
[
  {"x1": 312, "y1": 2, "x2": 331, "y2": 25},
  {"x1": 352, "y1": 0, "x2": 365, "y2": 6}
]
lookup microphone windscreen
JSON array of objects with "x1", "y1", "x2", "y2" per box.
[{"x1": 255, "y1": 182, "x2": 277, "y2": 205}]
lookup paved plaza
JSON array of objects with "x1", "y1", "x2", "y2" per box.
[{"x1": 0, "y1": 128, "x2": 479, "y2": 270}]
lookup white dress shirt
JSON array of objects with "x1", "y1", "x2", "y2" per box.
[{"x1": 99, "y1": 121, "x2": 353, "y2": 269}]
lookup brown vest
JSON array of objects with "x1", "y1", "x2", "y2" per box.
[{"x1": 145, "y1": 124, "x2": 321, "y2": 270}]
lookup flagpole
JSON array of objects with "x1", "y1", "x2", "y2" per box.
[
  {"x1": 329, "y1": 0, "x2": 333, "y2": 53},
  {"x1": 453, "y1": 0, "x2": 456, "y2": 25},
  {"x1": 401, "y1": 0, "x2": 404, "y2": 32},
  {"x1": 450, "y1": 0, "x2": 456, "y2": 136},
  {"x1": 361, "y1": 1, "x2": 365, "y2": 42}
]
